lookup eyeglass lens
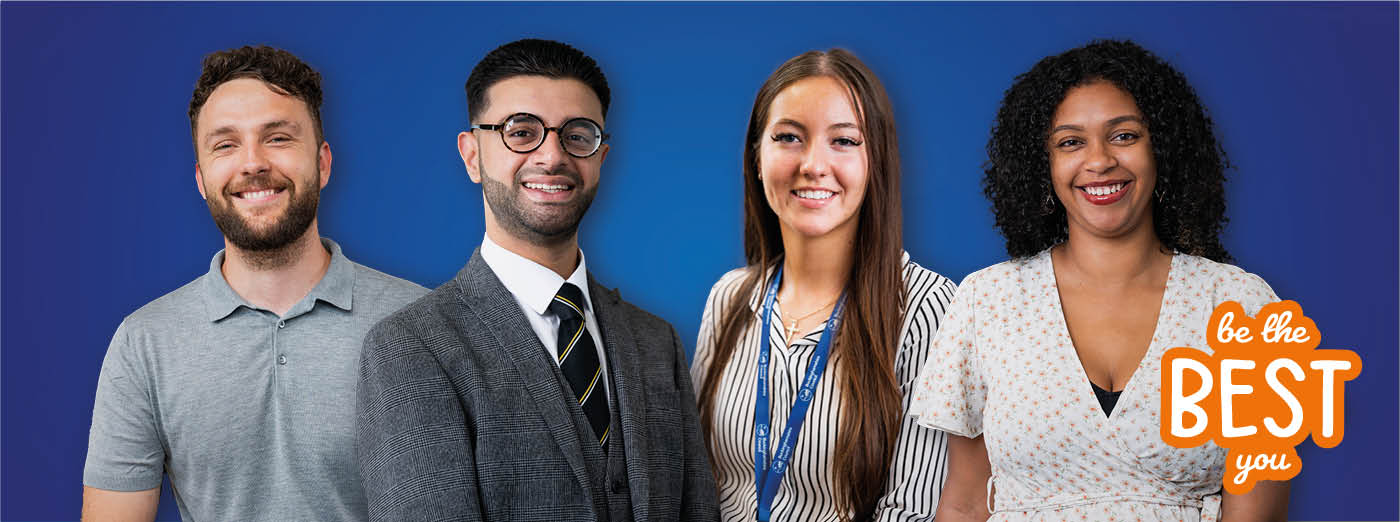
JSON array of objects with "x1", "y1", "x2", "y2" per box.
[{"x1": 500, "y1": 114, "x2": 602, "y2": 157}]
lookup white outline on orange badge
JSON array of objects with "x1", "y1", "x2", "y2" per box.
[{"x1": 1160, "y1": 300, "x2": 1362, "y2": 494}]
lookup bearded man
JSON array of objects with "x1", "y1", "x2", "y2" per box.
[
  {"x1": 355, "y1": 39, "x2": 718, "y2": 522},
  {"x1": 81, "y1": 45, "x2": 425, "y2": 522}
]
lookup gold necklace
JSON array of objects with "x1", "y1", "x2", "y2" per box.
[{"x1": 778, "y1": 296, "x2": 838, "y2": 339}]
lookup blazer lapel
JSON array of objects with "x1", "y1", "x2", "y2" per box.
[
  {"x1": 456, "y1": 250, "x2": 595, "y2": 507},
  {"x1": 589, "y1": 275, "x2": 651, "y2": 522}
]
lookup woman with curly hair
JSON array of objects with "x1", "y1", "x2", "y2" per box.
[
  {"x1": 693, "y1": 49, "x2": 956, "y2": 521},
  {"x1": 910, "y1": 40, "x2": 1290, "y2": 520}
]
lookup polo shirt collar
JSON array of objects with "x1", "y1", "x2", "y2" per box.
[
  {"x1": 479, "y1": 234, "x2": 592, "y2": 316},
  {"x1": 202, "y1": 237, "x2": 354, "y2": 322},
  {"x1": 311, "y1": 238, "x2": 355, "y2": 312}
]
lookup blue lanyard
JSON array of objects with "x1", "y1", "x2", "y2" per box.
[{"x1": 753, "y1": 266, "x2": 847, "y2": 522}]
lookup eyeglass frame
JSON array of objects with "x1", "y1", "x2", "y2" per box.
[{"x1": 469, "y1": 112, "x2": 610, "y2": 158}]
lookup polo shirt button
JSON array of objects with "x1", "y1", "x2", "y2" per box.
[
  {"x1": 277, "y1": 321, "x2": 286, "y2": 329},
  {"x1": 278, "y1": 355, "x2": 287, "y2": 365}
]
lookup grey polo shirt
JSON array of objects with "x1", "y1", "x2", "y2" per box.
[{"x1": 83, "y1": 238, "x2": 426, "y2": 522}]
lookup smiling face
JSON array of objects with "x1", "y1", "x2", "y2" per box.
[
  {"x1": 194, "y1": 78, "x2": 330, "y2": 251},
  {"x1": 758, "y1": 76, "x2": 869, "y2": 241},
  {"x1": 458, "y1": 76, "x2": 608, "y2": 246},
  {"x1": 1048, "y1": 81, "x2": 1157, "y2": 241}
]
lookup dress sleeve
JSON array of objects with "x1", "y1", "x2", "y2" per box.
[
  {"x1": 692, "y1": 270, "x2": 745, "y2": 394},
  {"x1": 83, "y1": 320, "x2": 166, "y2": 491},
  {"x1": 873, "y1": 275, "x2": 957, "y2": 522},
  {"x1": 1228, "y1": 270, "x2": 1280, "y2": 317},
  {"x1": 910, "y1": 274, "x2": 987, "y2": 439}
]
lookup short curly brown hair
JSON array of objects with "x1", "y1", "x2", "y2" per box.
[
  {"x1": 985, "y1": 39, "x2": 1232, "y2": 262},
  {"x1": 187, "y1": 45, "x2": 324, "y2": 146}
]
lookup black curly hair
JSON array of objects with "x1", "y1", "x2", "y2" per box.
[{"x1": 984, "y1": 39, "x2": 1232, "y2": 262}]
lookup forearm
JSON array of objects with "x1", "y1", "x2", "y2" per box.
[
  {"x1": 936, "y1": 503, "x2": 991, "y2": 522},
  {"x1": 81, "y1": 486, "x2": 158, "y2": 522},
  {"x1": 1220, "y1": 480, "x2": 1289, "y2": 522},
  {"x1": 935, "y1": 434, "x2": 992, "y2": 522}
]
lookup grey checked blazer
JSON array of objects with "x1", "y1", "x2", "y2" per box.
[{"x1": 357, "y1": 251, "x2": 719, "y2": 522}]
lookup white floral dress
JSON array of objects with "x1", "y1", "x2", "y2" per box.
[{"x1": 911, "y1": 250, "x2": 1277, "y2": 521}]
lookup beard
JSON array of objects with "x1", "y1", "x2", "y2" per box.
[
  {"x1": 480, "y1": 165, "x2": 596, "y2": 245},
  {"x1": 206, "y1": 173, "x2": 319, "y2": 252}
]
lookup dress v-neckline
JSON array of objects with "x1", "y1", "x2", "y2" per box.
[{"x1": 1043, "y1": 250, "x2": 1180, "y2": 422}]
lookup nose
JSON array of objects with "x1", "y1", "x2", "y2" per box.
[
  {"x1": 529, "y1": 128, "x2": 569, "y2": 169},
  {"x1": 239, "y1": 141, "x2": 271, "y2": 176},
  {"x1": 799, "y1": 142, "x2": 832, "y2": 179},
  {"x1": 1083, "y1": 139, "x2": 1118, "y2": 174}
]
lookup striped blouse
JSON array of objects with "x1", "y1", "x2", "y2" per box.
[{"x1": 692, "y1": 254, "x2": 956, "y2": 521}]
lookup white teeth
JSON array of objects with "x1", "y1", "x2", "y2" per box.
[
  {"x1": 524, "y1": 182, "x2": 570, "y2": 193},
  {"x1": 1084, "y1": 183, "x2": 1125, "y2": 197},
  {"x1": 239, "y1": 189, "x2": 277, "y2": 199},
  {"x1": 795, "y1": 189, "x2": 835, "y2": 200}
]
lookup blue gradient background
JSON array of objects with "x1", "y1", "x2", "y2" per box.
[{"x1": 3, "y1": 2, "x2": 1395, "y2": 520}]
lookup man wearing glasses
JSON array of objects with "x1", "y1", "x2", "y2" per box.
[{"x1": 356, "y1": 39, "x2": 719, "y2": 522}]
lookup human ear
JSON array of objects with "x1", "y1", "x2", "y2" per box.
[{"x1": 458, "y1": 131, "x2": 482, "y2": 184}]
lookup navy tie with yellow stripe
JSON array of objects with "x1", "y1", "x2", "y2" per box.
[{"x1": 549, "y1": 282, "x2": 610, "y2": 450}]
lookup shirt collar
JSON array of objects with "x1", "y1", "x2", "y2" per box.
[
  {"x1": 312, "y1": 238, "x2": 355, "y2": 312},
  {"x1": 748, "y1": 251, "x2": 910, "y2": 342},
  {"x1": 202, "y1": 237, "x2": 355, "y2": 322},
  {"x1": 480, "y1": 234, "x2": 591, "y2": 316},
  {"x1": 747, "y1": 261, "x2": 780, "y2": 315},
  {"x1": 746, "y1": 251, "x2": 910, "y2": 316}
]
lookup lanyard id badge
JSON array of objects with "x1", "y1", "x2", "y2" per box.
[{"x1": 753, "y1": 266, "x2": 847, "y2": 522}]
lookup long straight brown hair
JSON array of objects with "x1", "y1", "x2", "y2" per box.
[{"x1": 696, "y1": 49, "x2": 907, "y2": 520}]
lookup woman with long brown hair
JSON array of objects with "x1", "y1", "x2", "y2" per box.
[{"x1": 692, "y1": 49, "x2": 955, "y2": 521}]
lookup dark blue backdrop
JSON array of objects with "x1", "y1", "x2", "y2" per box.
[{"x1": 3, "y1": 2, "x2": 1395, "y2": 520}]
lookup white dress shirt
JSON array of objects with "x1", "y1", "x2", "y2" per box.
[{"x1": 479, "y1": 234, "x2": 610, "y2": 403}]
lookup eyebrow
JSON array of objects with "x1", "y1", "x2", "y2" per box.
[
  {"x1": 1106, "y1": 115, "x2": 1145, "y2": 127},
  {"x1": 773, "y1": 118, "x2": 806, "y2": 131},
  {"x1": 772, "y1": 119, "x2": 860, "y2": 132},
  {"x1": 202, "y1": 120, "x2": 300, "y2": 145},
  {"x1": 1049, "y1": 115, "x2": 1145, "y2": 135}
]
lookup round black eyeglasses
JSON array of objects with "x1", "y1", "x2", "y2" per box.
[{"x1": 470, "y1": 113, "x2": 608, "y2": 158}]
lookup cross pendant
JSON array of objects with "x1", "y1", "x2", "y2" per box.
[{"x1": 785, "y1": 320, "x2": 801, "y2": 339}]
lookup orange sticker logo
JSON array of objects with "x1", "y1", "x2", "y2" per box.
[{"x1": 1160, "y1": 300, "x2": 1361, "y2": 494}]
